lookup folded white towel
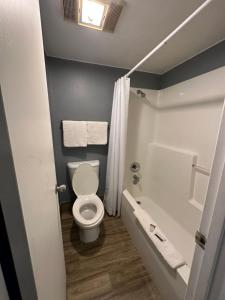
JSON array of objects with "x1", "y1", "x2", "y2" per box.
[
  {"x1": 87, "y1": 121, "x2": 108, "y2": 145},
  {"x1": 134, "y1": 207, "x2": 185, "y2": 270},
  {"x1": 63, "y1": 121, "x2": 87, "y2": 147}
]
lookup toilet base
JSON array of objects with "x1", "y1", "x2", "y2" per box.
[{"x1": 79, "y1": 225, "x2": 100, "y2": 243}]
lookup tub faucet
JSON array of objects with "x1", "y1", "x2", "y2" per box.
[{"x1": 133, "y1": 174, "x2": 140, "y2": 185}]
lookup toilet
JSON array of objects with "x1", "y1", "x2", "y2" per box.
[{"x1": 67, "y1": 160, "x2": 104, "y2": 243}]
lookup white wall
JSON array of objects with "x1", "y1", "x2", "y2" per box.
[
  {"x1": 0, "y1": 267, "x2": 9, "y2": 300},
  {"x1": 0, "y1": 1, "x2": 66, "y2": 299}
]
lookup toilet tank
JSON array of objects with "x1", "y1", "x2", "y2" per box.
[{"x1": 67, "y1": 160, "x2": 100, "y2": 181}]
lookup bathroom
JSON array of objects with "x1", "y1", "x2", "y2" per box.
[{"x1": 1, "y1": 0, "x2": 225, "y2": 300}]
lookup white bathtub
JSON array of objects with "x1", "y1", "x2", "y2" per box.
[{"x1": 121, "y1": 189, "x2": 190, "y2": 300}]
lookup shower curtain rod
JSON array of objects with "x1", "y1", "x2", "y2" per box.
[{"x1": 125, "y1": 0, "x2": 213, "y2": 78}]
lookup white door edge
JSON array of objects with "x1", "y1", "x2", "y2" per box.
[{"x1": 186, "y1": 98, "x2": 225, "y2": 300}]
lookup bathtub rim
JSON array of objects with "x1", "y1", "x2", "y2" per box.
[{"x1": 122, "y1": 188, "x2": 190, "y2": 285}]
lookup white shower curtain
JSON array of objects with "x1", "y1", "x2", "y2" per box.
[{"x1": 104, "y1": 76, "x2": 130, "y2": 216}]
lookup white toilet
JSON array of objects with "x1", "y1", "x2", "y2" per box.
[{"x1": 67, "y1": 160, "x2": 104, "y2": 243}]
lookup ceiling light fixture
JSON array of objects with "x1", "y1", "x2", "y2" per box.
[
  {"x1": 63, "y1": 0, "x2": 125, "y2": 33},
  {"x1": 78, "y1": 0, "x2": 109, "y2": 30}
]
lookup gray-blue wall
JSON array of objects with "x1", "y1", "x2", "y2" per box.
[
  {"x1": 46, "y1": 57, "x2": 160, "y2": 202},
  {"x1": 161, "y1": 40, "x2": 225, "y2": 88}
]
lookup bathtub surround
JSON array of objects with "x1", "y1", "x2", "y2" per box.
[
  {"x1": 46, "y1": 57, "x2": 160, "y2": 202},
  {"x1": 123, "y1": 67, "x2": 225, "y2": 300},
  {"x1": 104, "y1": 77, "x2": 130, "y2": 216}
]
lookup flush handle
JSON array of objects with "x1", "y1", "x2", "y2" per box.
[{"x1": 55, "y1": 184, "x2": 67, "y2": 193}]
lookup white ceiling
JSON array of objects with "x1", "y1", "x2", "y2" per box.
[{"x1": 40, "y1": 0, "x2": 225, "y2": 74}]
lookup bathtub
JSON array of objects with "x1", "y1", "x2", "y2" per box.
[{"x1": 121, "y1": 189, "x2": 190, "y2": 300}]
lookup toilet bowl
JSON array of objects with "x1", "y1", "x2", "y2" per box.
[{"x1": 67, "y1": 161, "x2": 104, "y2": 243}]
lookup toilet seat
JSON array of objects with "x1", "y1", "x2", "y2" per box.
[
  {"x1": 72, "y1": 195, "x2": 104, "y2": 228},
  {"x1": 71, "y1": 162, "x2": 104, "y2": 232}
]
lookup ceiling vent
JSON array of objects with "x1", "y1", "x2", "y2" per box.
[{"x1": 63, "y1": 0, "x2": 124, "y2": 32}]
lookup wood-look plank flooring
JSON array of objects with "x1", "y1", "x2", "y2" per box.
[{"x1": 61, "y1": 203, "x2": 162, "y2": 300}]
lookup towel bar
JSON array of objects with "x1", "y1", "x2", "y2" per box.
[{"x1": 192, "y1": 164, "x2": 210, "y2": 176}]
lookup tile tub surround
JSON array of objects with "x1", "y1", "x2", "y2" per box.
[{"x1": 60, "y1": 203, "x2": 162, "y2": 300}]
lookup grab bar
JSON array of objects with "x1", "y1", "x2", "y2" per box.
[{"x1": 192, "y1": 164, "x2": 210, "y2": 176}]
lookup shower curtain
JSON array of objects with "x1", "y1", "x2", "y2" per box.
[{"x1": 104, "y1": 76, "x2": 130, "y2": 216}]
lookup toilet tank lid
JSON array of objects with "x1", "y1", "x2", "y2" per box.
[{"x1": 67, "y1": 160, "x2": 99, "y2": 169}]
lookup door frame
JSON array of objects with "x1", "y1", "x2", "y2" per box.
[{"x1": 186, "y1": 99, "x2": 225, "y2": 299}]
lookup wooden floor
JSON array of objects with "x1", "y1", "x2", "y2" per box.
[{"x1": 61, "y1": 203, "x2": 162, "y2": 300}]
